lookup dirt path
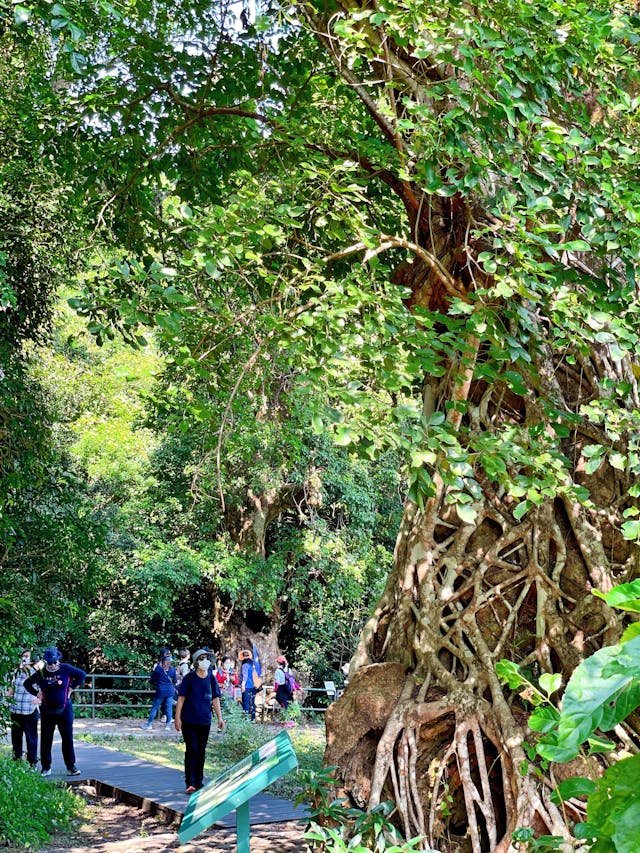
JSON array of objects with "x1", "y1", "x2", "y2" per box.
[{"x1": 26, "y1": 788, "x2": 307, "y2": 853}]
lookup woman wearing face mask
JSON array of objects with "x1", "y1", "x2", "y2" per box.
[
  {"x1": 7, "y1": 649, "x2": 41, "y2": 768},
  {"x1": 174, "y1": 649, "x2": 225, "y2": 794},
  {"x1": 24, "y1": 646, "x2": 86, "y2": 777}
]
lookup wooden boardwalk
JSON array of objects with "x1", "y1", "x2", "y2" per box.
[{"x1": 40, "y1": 734, "x2": 310, "y2": 829}]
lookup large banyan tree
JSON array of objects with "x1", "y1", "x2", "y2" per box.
[
  {"x1": 31, "y1": 0, "x2": 640, "y2": 847},
  {"x1": 311, "y1": 1, "x2": 640, "y2": 849}
]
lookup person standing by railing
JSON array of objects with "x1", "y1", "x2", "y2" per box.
[
  {"x1": 7, "y1": 649, "x2": 41, "y2": 768},
  {"x1": 24, "y1": 647, "x2": 86, "y2": 777},
  {"x1": 141, "y1": 650, "x2": 177, "y2": 731}
]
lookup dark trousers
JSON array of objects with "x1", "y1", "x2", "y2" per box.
[
  {"x1": 11, "y1": 711, "x2": 39, "y2": 765},
  {"x1": 275, "y1": 685, "x2": 292, "y2": 710},
  {"x1": 182, "y1": 721, "x2": 210, "y2": 789},
  {"x1": 242, "y1": 687, "x2": 257, "y2": 720},
  {"x1": 40, "y1": 704, "x2": 76, "y2": 771}
]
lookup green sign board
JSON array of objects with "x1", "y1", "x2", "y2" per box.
[{"x1": 178, "y1": 730, "x2": 299, "y2": 851}]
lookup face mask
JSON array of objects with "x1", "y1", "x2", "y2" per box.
[{"x1": 197, "y1": 659, "x2": 211, "y2": 672}]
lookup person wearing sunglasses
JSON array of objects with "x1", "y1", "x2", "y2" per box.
[{"x1": 174, "y1": 648, "x2": 225, "y2": 794}]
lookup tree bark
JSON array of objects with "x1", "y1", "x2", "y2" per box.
[{"x1": 305, "y1": 4, "x2": 640, "y2": 847}]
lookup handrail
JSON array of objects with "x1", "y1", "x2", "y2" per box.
[{"x1": 72, "y1": 673, "x2": 342, "y2": 718}]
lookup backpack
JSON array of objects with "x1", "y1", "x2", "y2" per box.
[
  {"x1": 284, "y1": 671, "x2": 296, "y2": 696},
  {"x1": 276, "y1": 668, "x2": 295, "y2": 698}
]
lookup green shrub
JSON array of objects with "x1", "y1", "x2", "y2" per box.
[
  {"x1": 211, "y1": 700, "x2": 273, "y2": 767},
  {"x1": 0, "y1": 753, "x2": 86, "y2": 848}
]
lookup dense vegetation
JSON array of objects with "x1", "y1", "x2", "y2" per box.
[{"x1": 1, "y1": 1, "x2": 640, "y2": 851}]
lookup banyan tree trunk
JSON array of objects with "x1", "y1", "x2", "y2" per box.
[
  {"x1": 323, "y1": 199, "x2": 639, "y2": 851},
  {"x1": 325, "y1": 341, "x2": 638, "y2": 849}
]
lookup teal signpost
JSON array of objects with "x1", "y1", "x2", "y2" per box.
[{"x1": 178, "y1": 730, "x2": 299, "y2": 852}]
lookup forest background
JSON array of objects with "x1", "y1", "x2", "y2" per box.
[{"x1": 1, "y1": 1, "x2": 640, "y2": 851}]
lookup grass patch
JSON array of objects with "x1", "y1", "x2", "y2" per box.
[{"x1": 0, "y1": 749, "x2": 86, "y2": 848}]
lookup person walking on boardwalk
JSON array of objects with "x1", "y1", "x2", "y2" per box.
[
  {"x1": 24, "y1": 646, "x2": 86, "y2": 777},
  {"x1": 7, "y1": 649, "x2": 41, "y2": 768},
  {"x1": 141, "y1": 650, "x2": 177, "y2": 730},
  {"x1": 174, "y1": 649, "x2": 225, "y2": 794}
]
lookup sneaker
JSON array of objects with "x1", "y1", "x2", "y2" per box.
[
  {"x1": 185, "y1": 785, "x2": 196, "y2": 794},
  {"x1": 67, "y1": 767, "x2": 81, "y2": 776},
  {"x1": 165, "y1": 723, "x2": 172, "y2": 730},
  {"x1": 140, "y1": 723, "x2": 152, "y2": 730},
  {"x1": 41, "y1": 768, "x2": 52, "y2": 777}
]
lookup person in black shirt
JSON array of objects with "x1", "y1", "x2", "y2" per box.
[
  {"x1": 24, "y1": 647, "x2": 86, "y2": 777},
  {"x1": 175, "y1": 649, "x2": 225, "y2": 794}
]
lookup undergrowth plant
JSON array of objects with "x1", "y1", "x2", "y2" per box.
[
  {"x1": 212, "y1": 699, "x2": 273, "y2": 765},
  {"x1": 0, "y1": 752, "x2": 86, "y2": 848},
  {"x1": 297, "y1": 766, "x2": 432, "y2": 852},
  {"x1": 497, "y1": 580, "x2": 640, "y2": 853}
]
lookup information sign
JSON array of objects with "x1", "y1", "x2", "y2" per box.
[{"x1": 178, "y1": 730, "x2": 299, "y2": 851}]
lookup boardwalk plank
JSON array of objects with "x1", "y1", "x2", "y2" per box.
[{"x1": 40, "y1": 736, "x2": 310, "y2": 828}]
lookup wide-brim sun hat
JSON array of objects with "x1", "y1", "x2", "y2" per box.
[{"x1": 192, "y1": 648, "x2": 211, "y2": 663}]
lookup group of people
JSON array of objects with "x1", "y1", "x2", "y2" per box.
[
  {"x1": 141, "y1": 645, "x2": 299, "y2": 792},
  {"x1": 7, "y1": 647, "x2": 86, "y2": 778},
  {"x1": 7, "y1": 642, "x2": 300, "y2": 797}
]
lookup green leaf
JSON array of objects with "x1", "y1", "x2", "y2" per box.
[
  {"x1": 550, "y1": 776, "x2": 596, "y2": 806},
  {"x1": 539, "y1": 672, "x2": 562, "y2": 696},
  {"x1": 528, "y1": 705, "x2": 560, "y2": 734},
  {"x1": 621, "y1": 624, "x2": 640, "y2": 643},
  {"x1": 592, "y1": 580, "x2": 640, "y2": 613},
  {"x1": 537, "y1": 636, "x2": 640, "y2": 762},
  {"x1": 334, "y1": 426, "x2": 354, "y2": 446},
  {"x1": 621, "y1": 520, "x2": 640, "y2": 540},
  {"x1": 13, "y1": 4, "x2": 31, "y2": 24},
  {"x1": 586, "y1": 755, "x2": 640, "y2": 853},
  {"x1": 456, "y1": 504, "x2": 476, "y2": 524},
  {"x1": 496, "y1": 659, "x2": 527, "y2": 690}
]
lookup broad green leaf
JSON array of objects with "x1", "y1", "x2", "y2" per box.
[
  {"x1": 538, "y1": 636, "x2": 640, "y2": 762},
  {"x1": 528, "y1": 705, "x2": 560, "y2": 734},
  {"x1": 586, "y1": 755, "x2": 640, "y2": 853},
  {"x1": 621, "y1": 624, "x2": 640, "y2": 643},
  {"x1": 592, "y1": 580, "x2": 640, "y2": 613},
  {"x1": 550, "y1": 776, "x2": 596, "y2": 806}
]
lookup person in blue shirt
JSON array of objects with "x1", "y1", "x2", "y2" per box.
[
  {"x1": 239, "y1": 648, "x2": 260, "y2": 720},
  {"x1": 141, "y1": 650, "x2": 177, "y2": 731},
  {"x1": 175, "y1": 649, "x2": 225, "y2": 794},
  {"x1": 24, "y1": 646, "x2": 86, "y2": 777}
]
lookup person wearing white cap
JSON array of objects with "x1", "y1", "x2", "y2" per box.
[{"x1": 175, "y1": 649, "x2": 225, "y2": 794}]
